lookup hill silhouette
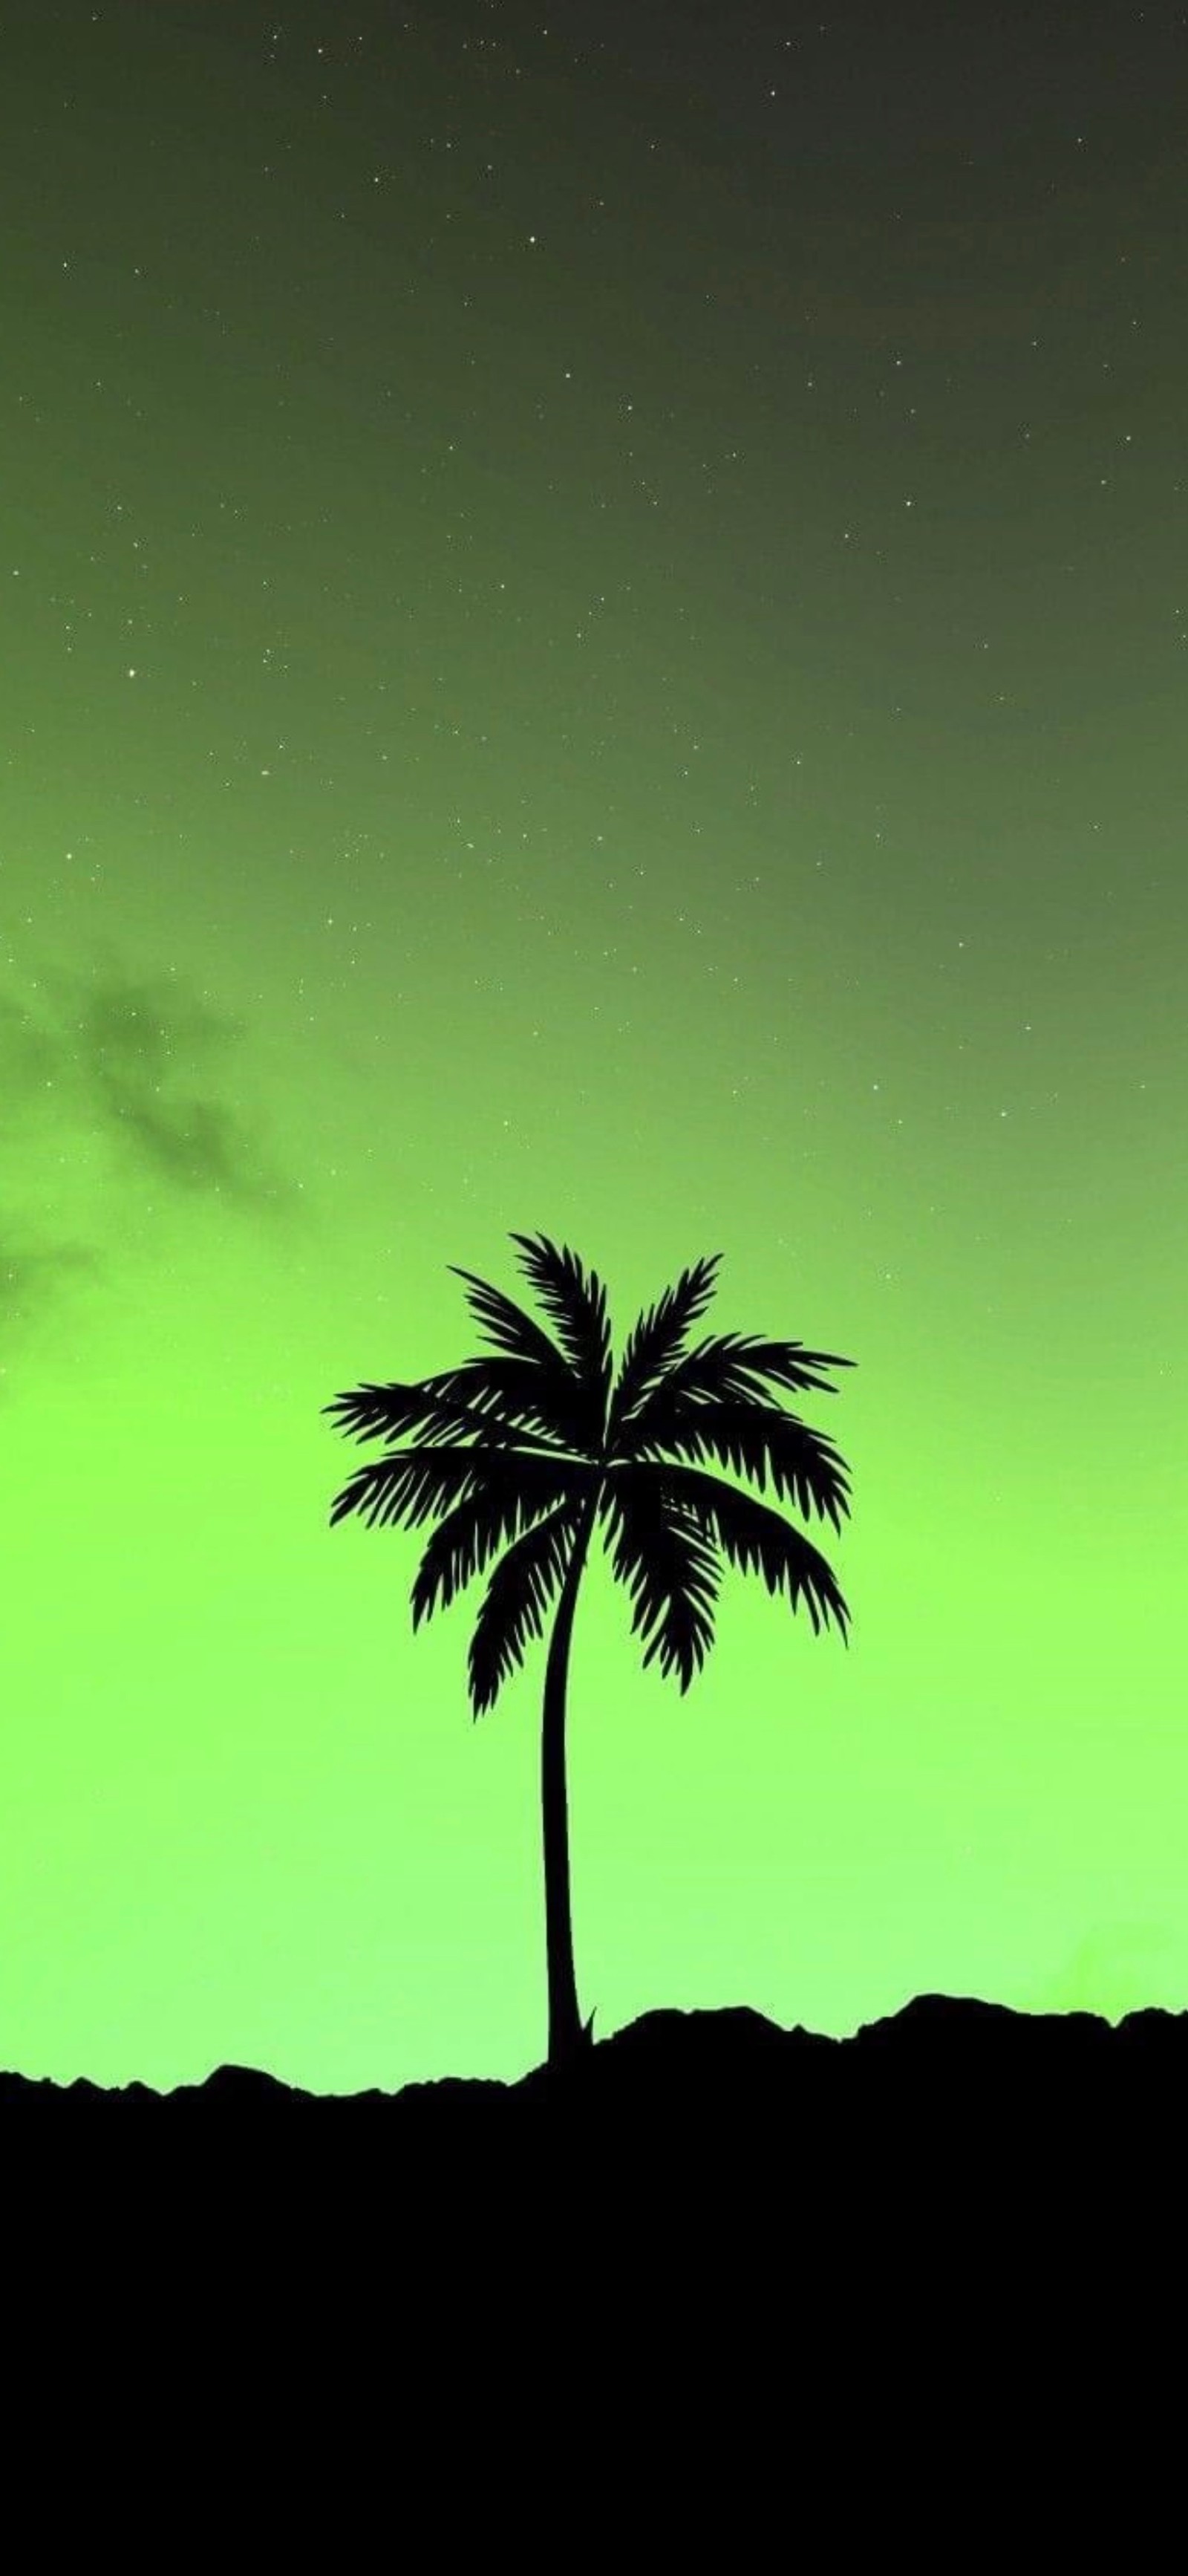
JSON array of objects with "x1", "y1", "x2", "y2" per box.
[
  {"x1": 7, "y1": 1992, "x2": 1178, "y2": 2449},
  {"x1": 4, "y1": 1993, "x2": 1183, "y2": 2222}
]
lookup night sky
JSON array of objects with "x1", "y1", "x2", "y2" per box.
[{"x1": 2, "y1": 0, "x2": 1186, "y2": 2092}]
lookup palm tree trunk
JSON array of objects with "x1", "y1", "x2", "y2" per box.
[{"x1": 541, "y1": 1493, "x2": 598, "y2": 2070}]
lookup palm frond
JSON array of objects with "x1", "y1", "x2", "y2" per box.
[
  {"x1": 509, "y1": 1233, "x2": 612, "y2": 1443},
  {"x1": 723, "y1": 1336, "x2": 857, "y2": 1397},
  {"x1": 608, "y1": 1460, "x2": 851, "y2": 1642},
  {"x1": 605, "y1": 1252, "x2": 722, "y2": 1451},
  {"x1": 621, "y1": 1391, "x2": 852, "y2": 1535},
  {"x1": 447, "y1": 1261, "x2": 569, "y2": 1373},
  {"x1": 446, "y1": 1261, "x2": 593, "y2": 1448},
  {"x1": 467, "y1": 1498, "x2": 587, "y2": 1716},
  {"x1": 409, "y1": 1457, "x2": 593, "y2": 1629},
  {"x1": 322, "y1": 1379, "x2": 441, "y2": 1445},
  {"x1": 623, "y1": 1330, "x2": 855, "y2": 1446},
  {"x1": 429, "y1": 1359, "x2": 581, "y2": 1450},
  {"x1": 328, "y1": 1444, "x2": 471, "y2": 1532},
  {"x1": 598, "y1": 1471, "x2": 720, "y2": 1693},
  {"x1": 328, "y1": 1443, "x2": 580, "y2": 1535},
  {"x1": 326, "y1": 1242, "x2": 855, "y2": 1707},
  {"x1": 322, "y1": 1358, "x2": 578, "y2": 1454}
]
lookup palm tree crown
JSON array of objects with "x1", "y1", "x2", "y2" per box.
[{"x1": 323, "y1": 1233, "x2": 855, "y2": 2066}]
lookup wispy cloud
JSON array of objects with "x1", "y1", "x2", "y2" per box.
[
  {"x1": 0, "y1": 989, "x2": 60, "y2": 1099},
  {"x1": 0, "y1": 953, "x2": 310, "y2": 1368},
  {"x1": 0, "y1": 1233, "x2": 103, "y2": 1331},
  {"x1": 56, "y1": 964, "x2": 302, "y2": 1214}
]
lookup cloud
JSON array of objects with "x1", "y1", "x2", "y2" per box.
[
  {"x1": 0, "y1": 952, "x2": 310, "y2": 1367},
  {"x1": 0, "y1": 989, "x2": 60, "y2": 1102},
  {"x1": 59, "y1": 966, "x2": 302, "y2": 1215},
  {"x1": 0, "y1": 1234, "x2": 103, "y2": 1330}
]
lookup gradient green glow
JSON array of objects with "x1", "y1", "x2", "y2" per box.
[{"x1": 1, "y1": 0, "x2": 1185, "y2": 2091}]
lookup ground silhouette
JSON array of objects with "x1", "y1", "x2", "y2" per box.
[
  {"x1": 5, "y1": 1993, "x2": 1177, "y2": 2416},
  {"x1": 5, "y1": 1994, "x2": 1184, "y2": 2204}
]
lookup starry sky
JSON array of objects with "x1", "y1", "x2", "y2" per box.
[{"x1": 1, "y1": 0, "x2": 1186, "y2": 2092}]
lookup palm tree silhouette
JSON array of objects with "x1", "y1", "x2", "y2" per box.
[{"x1": 323, "y1": 1235, "x2": 855, "y2": 2073}]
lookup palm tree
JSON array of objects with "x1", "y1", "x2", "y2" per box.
[{"x1": 323, "y1": 1234, "x2": 855, "y2": 2073}]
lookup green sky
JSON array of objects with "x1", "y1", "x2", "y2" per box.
[{"x1": 1, "y1": 0, "x2": 1185, "y2": 2091}]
